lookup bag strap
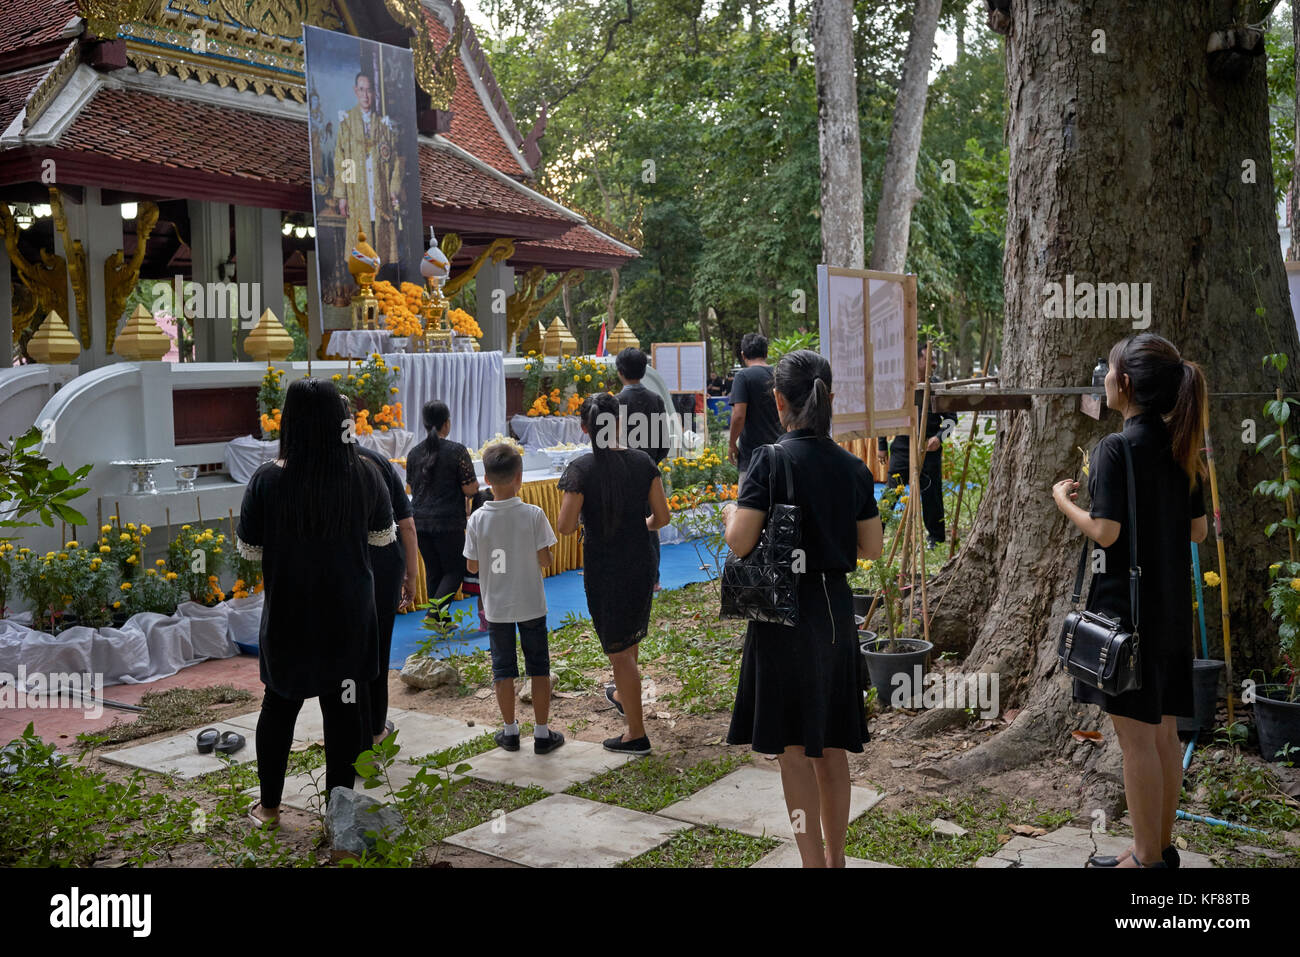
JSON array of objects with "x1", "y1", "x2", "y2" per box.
[
  {"x1": 764, "y1": 442, "x2": 794, "y2": 511},
  {"x1": 1069, "y1": 433, "x2": 1140, "y2": 633}
]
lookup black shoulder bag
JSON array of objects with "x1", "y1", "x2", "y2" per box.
[
  {"x1": 1057, "y1": 434, "x2": 1142, "y2": 695},
  {"x1": 720, "y1": 443, "x2": 802, "y2": 627}
]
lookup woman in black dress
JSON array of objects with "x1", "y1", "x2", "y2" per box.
[
  {"x1": 237, "y1": 379, "x2": 396, "y2": 827},
  {"x1": 407, "y1": 399, "x2": 479, "y2": 620},
  {"x1": 557, "y1": 393, "x2": 670, "y2": 755},
  {"x1": 722, "y1": 350, "x2": 883, "y2": 868},
  {"x1": 1053, "y1": 333, "x2": 1208, "y2": 868}
]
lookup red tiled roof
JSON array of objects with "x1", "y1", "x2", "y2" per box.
[
  {"x1": 0, "y1": 0, "x2": 77, "y2": 57},
  {"x1": 546, "y1": 224, "x2": 638, "y2": 257},
  {"x1": 512, "y1": 223, "x2": 640, "y2": 268},
  {"x1": 427, "y1": 10, "x2": 525, "y2": 178},
  {"x1": 0, "y1": 65, "x2": 45, "y2": 131},
  {"x1": 52, "y1": 87, "x2": 569, "y2": 225}
]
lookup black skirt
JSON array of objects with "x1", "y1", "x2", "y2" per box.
[
  {"x1": 727, "y1": 571, "x2": 869, "y2": 757},
  {"x1": 1073, "y1": 607, "x2": 1195, "y2": 724}
]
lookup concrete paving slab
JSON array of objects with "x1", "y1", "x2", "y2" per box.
[
  {"x1": 751, "y1": 842, "x2": 897, "y2": 868},
  {"x1": 100, "y1": 722, "x2": 255, "y2": 779},
  {"x1": 459, "y1": 738, "x2": 632, "y2": 793},
  {"x1": 444, "y1": 793, "x2": 689, "y2": 867}
]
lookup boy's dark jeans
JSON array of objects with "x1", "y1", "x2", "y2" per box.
[{"x1": 488, "y1": 615, "x2": 550, "y2": 681}]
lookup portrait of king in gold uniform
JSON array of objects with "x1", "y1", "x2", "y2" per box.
[{"x1": 304, "y1": 26, "x2": 423, "y2": 311}]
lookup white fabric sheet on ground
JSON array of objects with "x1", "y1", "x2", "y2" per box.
[
  {"x1": 0, "y1": 599, "x2": 247, "y2": 688},
  {"x1": 384, "y1": 351, "x2": 505, "y2": 451}
]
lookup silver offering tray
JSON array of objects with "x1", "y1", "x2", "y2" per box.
[{"x1": 110, "y1": 458, "x2": 175, "y2": 495}]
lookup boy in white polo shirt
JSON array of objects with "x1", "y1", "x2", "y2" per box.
[{"x1": 465, "y1": 443, "x2": 564, "y2": 754}]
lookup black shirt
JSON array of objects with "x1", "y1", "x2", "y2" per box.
[
  {"x1": 407, "y1": 437, "x2": 476, "y2": 531},
  {"x1": 1087, "y1": 412, "x2": 1205, "y2": 654},
  {"x1": 358, "y1": 445, "x2": 411, "y2": 577},
  {"x1": 558, "y1": 448, "x2": 660, "y2": 552},
  {"x1": 616, "y1": 382, "x2": 670, "y2": 464},
  {"x1": 738, "y1": 428, "x2": 879, "y2": 573},
  {"x1": 729, "y1": 364, "x2": 782, "y2": 469},
  {"x1": 880, "y1": 376, "x2": 953, "y2": 455}
]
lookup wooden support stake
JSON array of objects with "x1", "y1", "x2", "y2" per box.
[
  {"x1": 916, "y1": 365, "x2": 934, "y2": 642},
  {"x1": 863, "y1": 494, "x2": 913, "y2": 631},
  {"x1": 196, "y1": 497, "x2": 202, "y2": 525},
  {"x1": 1202, "y1": 397, "x2": 1234, "y2": 724},
  {"x1": 165, "y1": 507, "x2": 171, "y2": 545},
  {"x1": 949, "y1": 411, "x2": 981, "y2": 560}
]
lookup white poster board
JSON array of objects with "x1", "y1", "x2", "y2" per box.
[
  {"x1": 816, "y1": 265, "x2": 917, "y2": 440},
  {"x1": 652, "y1": 341, "x2": 708, "y2": 392}
]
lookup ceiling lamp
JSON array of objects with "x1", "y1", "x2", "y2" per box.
[
  {"x1": 282, "y1": 221, "x2": 294, "y2": 236},
  {"x1": 31, "y1": 204, "x2": 51, "y2": 219},
  {"x1": 295, "y1": 226, "x2": 307, "y2": 238},
  {"x1": 120, "y1": 202, "x2": 138, "y2": 219},
  {"x1": 306, "y1": 225, "x2": 316, "y2": 238}
]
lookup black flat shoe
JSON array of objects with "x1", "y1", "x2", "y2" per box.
[
  {"x1": 1088, "y1": 845, "x2": 1179, "y2": 868},
  {"x1": 534, "y1": 730, "x2": 565, "y2": 755},
  {"x1": 214, "y1": 731, "x2": 245, "y2": 756},
  {"x1": 495, "y1": 729, "x2": 520, "y2": 752},
  {"x1": 196, "y1": 727, "x2": 220, "y2": 754},
  {"x1": 603, "y1": 734, "x2": 650, "y2": 755},
  {"x1": 1163, "y1": 845, "x2": 1180, "y2": 868},
  {"x1": 605, "y1": 684, "x2": 625, "y2": 717}
]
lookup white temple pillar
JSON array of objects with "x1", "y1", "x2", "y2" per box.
[
  {"x1": 0, "y1": 242, "x2": 12, "y2": 367},
  {"x1": 233, "y1": 206, "x2": 284, "y2": 358},
  {"x1": 188, "y1": 200, "x2": 233, "y2": 362},
  {"x1": 56, "y1": 187, "x2": 120, "y2": 373},
  {"x1": 477, "y1": 260, "x2": 513, "y2": 354}
]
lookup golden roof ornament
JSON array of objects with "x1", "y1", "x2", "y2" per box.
[
  {"x1": 245, "y1": 308, "x2": 295, "y2": 361},
  {"x1": 606, "y1": 318, "x2": 640, "y2": 353},
  {"x1": 27, "y1": 309, "x2": 81, "y2": 364},
  {"x1": 114, "y1": 303, "x2": 171, "y2": 361}
]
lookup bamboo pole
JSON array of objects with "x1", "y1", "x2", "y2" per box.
[
  {"x1": 196, "y1": 497, "x2": 202, "y2": 525},
  {"x1": 863, "y1": 493, "x2": 913, "y2": 631},
  {"x1": 165, "y1": 507, "x2": 171, "y2": 545},
  {"x1": 1202, "y1": 398, "x2": 1234, "y2": 723},
  {"x1": 949, "y1": 412, "x2": 981, "y2": 559},
  {"x1": 1276, "y1": 387, "x2": 1296, "y2": 562},
  {"x1": 915, "y1": 364, "x2": 933, "y2": 642}
]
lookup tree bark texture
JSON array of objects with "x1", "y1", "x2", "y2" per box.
[{"x1": 813, "y1": 0, "x2": 865, "y2": 268}]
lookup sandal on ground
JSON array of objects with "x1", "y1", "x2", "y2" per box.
[
  {"x1": 195, "y1": 727, "x2": 220, "y2": 754},
  {"x1": 214, "y1": 731, "x2": 246, "y2": 756},
  {"x1": 247, "y1": 801, "x2": 280, "y2": 829},
  {"x1": 605, "y1": 684, "x2": 625, "y2": 717}
]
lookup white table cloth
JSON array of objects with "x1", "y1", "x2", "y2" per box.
[
  {"x1": 224, "y1": 431, "x2": 416, "y2": 484},
  {"x1": 509, "y1": 414, "x2": 586, "y2": 450},
  {"x1": 384, "y1": 351, "x2": 505, "y2": 451},
  {"x1": 330, "y1": 329, "x2": 394, "y2": 358}
]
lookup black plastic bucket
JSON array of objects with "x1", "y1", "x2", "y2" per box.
[{"x1": 1176, "y1": 659, "x2": 1225, "y2": 734}]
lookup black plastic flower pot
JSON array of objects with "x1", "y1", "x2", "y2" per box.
[
  {"x1": 851, "y1": 592, "x2": 876, "y2": 618},
  {"x1": 859, "y1": 635, "x2": 933, "y2": 708},
  {"x1": 1176, "y1": 658, "x2": 1225, "y2": 735},
  {"x1": 1254, "y1": 684, "x2": 1300, "y2": 763}
]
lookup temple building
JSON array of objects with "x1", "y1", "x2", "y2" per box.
[{"x1": 0, "y1": 0, "x2": 638, "y2": 372}]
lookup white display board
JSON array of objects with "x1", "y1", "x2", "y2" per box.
[
  {"x1": 652, "y1": 341, "x2": 708, "y2": 393},
  {"x1": 816, "y1": 265, "x2": 917, "y2": 440}
]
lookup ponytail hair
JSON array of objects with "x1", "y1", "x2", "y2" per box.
[
  {"x1": 582, "y1": 392, "x2": 629, "y2": 536},
  {"x1": 773, "y1": 349, "x2": 833, "y2": 435},
  {"x1": 419, "y1": 399, "x2": 450, "y2": 485},
  {"x1": 1108, "y1": 333, "x2": 1207, "y2": 484}
]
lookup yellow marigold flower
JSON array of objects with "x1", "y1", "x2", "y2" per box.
[
  {"x1": 109, "y1": 515, "x2": 117, "y2": 522},
  {"x1": 140, "y1": 525, "x2": 151, "y2": 535},
  {"x1": 165, "y1": 572, "x2": 178, "y2": 581},
  {"x1": 127, "y1": 555, "x2": 138, "y2": 564},
  {"x1": 146, "y1": 569, "x2": 157, "y2": 577},
  {"x1": 65, "y1": 540, "x2": 77, "y2": 548},
  {"x1": 119, "y1": 533, "x2": 130, "y2": 542},
  {"x1": 1203, "y1": 571, "x2": 1221, "y2": 587},
  {"x1": 1291, "y1": 579, "x2": 1300, "y2": 592},
  {"x1": 57, "y1": 552, "x2": 67, "y2": 560},
  {"x1": 182, "y1": 525, "x2": 191, "y2": 531},
  {"x1": 120, "y1": 583, "x2": 132, "y2": 591},
  {"x1": 333, "y1": 374, "x2": 342, "y2": 381},
  {"x1": 99, "y1": 545, "x2": 110, "y2": 553},
  {"x1": 101, "y1": 524, "x2": 112, "y2": 534},
  {"x1": 156, "y1": 559, "x2": 166, "y2": 567}
]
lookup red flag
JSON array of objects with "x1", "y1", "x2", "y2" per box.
[{"x1": 596, "y1": 322, "x2": 608, "y2": 356}]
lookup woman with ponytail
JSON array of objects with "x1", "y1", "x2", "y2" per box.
[
  {"x1": 722, "y1": 350, "x2": 883, "y2": 867},
  {"x1": 1052, "y1": 333, "x2": 1209, "y2": 868},
  {"x1": 407, "y1": 399, "x2": 479, "y2": 619},
  {"x1": 557, "y1": 392, "x2": 670, "y2": 754}
]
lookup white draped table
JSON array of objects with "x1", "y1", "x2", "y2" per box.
[
  {"x1": 224, "y1": 430, "x2": 417, "y2": 484},
  {"x1": 384, "y1": 350, "x2": 505, "y2": 451},
  {"x1": 329, "y1": 330, "x2": 397, "y2": 358},
  {"x1": 509, "y1": 414, "x2": 586, "y2": 450}
]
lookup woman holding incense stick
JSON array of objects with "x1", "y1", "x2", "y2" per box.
[{"x1": 1052, "y1": 333, "x2": 1208, "y2": 868}]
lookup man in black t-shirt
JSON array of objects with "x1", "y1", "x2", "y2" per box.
[
  {"x1": 727, "y1": 333, "x2": 783, "y2": 484},
  {"x1": 616, "y1": 347, "x2": 669, "y2": 586},
  {"x1": 878, "y1": 343, "x2": 955, "y2": 548}
]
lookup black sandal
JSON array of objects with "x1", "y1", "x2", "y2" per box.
[
  {"x1": 214, "y1": 731, "x2": 246, "y2": 756},
  {"x1": 196, "y1": 727, "x2": 220, "y2": 754}
]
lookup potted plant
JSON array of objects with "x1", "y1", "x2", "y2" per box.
[
  {"x1": 167, "y1": 524, "x2": 228, "y2": 605},
  {"x1": 123, "y1": 567, "x2": 184, "y2": 617},
  {"x1": 848, "y1": 558, "x2": 875, "y2": 618},
  {"x1": 14, "y1": 549, "x2": 65, "y2": 633},
  {"x1": 858, "y1": 556, "x2": 933, "y2": 707},
  {"x1": 1252, "y1": 350, "x2": 1300, "y2": 760},
  {"x1": 257, "y1": 365, "x2": 285, "y2": 440},
  {"x1": 60, "y1": 541, "x2": 115, "y2": 630}
]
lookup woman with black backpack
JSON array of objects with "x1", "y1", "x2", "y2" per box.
[{"x1": 722, "y1": 350, "x2": 883, "y2": 867}]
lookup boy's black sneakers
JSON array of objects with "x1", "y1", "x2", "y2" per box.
[
  {"x1": 495, "y1": 729, "x2": 520, "y2": 752},
  {"x1": 534, "y1": 729, "x2": 566, "y2": 755},
  {"x1": 603, "y1": 734, "x2": 651, "y2": 755}
]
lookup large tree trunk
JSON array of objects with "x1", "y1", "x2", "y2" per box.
[
  {"x1": 923, "y1": 0, "x2": 1300, "y2": 777},
  {"x1": 812, "y1": 0, "x2": 864, "y2": 268},
  {"x1": 1291, "y1": 0, "x2": 1300, "y2": 261},
  {"x1": 869, "y1": 0, "x2": 941, "y2": 272}
]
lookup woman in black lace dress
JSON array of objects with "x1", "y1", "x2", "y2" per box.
[{"x1": 557, "y1": 393, "x2": 670, "y2": 755}]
